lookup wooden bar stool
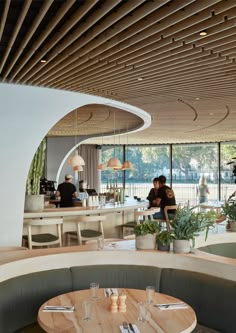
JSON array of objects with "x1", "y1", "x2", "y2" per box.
[{"x1": 65, "y1": 215, "x2": 106, "y2": 246}]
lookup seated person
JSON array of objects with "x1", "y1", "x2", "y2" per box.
[
  {"x1": 147, "y1": 177, "x2": 159, "y2": 208},
  {"x1": 153, "y1": 175, "x2": 176, "y2": 220}
]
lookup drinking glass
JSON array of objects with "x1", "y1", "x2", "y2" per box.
[
  {"x1": 82, "y1": 301, "x2": 93, "y2": 321},
  {"x1": 137, "y1": 302, "x2": 147, "y2": 322},
  {"x1": 90, "y1": 282, "x2": 99, "y2": 299},
  {"x1": 146, "y1": 285, "x2": 155, "y2": 304}
]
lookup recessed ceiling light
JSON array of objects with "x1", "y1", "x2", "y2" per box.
[
  {"x1": 195, "y1": 97, "x2": 200, "y2": 100},
  {"x1": 209, "y1": 112, "x2": 214, "y2": 115},
  {"x1": 137, "y1": 77, "x2": 143, "y2": 81},
  {"x1": 199, "y1": 30, "x2": 207, "y2": 36},
  {"x1": 40, "y1": 59, "x2": 47, "y2": 63}
]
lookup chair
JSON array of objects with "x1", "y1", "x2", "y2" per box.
[
  {"x1": 23, "y1": 218, "x2": 63, "y2": 250},
  {"x1": 65, "y1": 215, "x2": 106, "y2": 246},
  {"x1": 155, "y1": 205, "x2": 178, "y2": 231},
  {"x1": 119, "y1": 208, "x2": 160, "y2": 239}
]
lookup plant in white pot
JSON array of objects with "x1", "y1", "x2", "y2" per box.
[
  {"x1": 134, "y1": 221, "x2": 161, "y2": 250},
  {"x1": 170, "y1": 206, "x2": 216, "y2": 253},
  {"x1": 222, "y1": 200, "x2": 236, "y2": 232},
  {"x1": 25, "y1": 138, "x2": 46, "y2": 212}
]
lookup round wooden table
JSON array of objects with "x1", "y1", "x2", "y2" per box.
[{"x1": 38, "y1": 288, "x2": 196, "y2": 333}]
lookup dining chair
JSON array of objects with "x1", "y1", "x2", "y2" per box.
[
  {"x1": 155, "y1": 205, "x2": 178, "y2": 232},
  {"x1": 65, "y1": 215, "x2": 106, "y2": 246},
  {"x1": 23, "y1": 218, "x2": 63, "y2": 250},
  {"x1": 119, "y1": 207, "x2": 160, "y2": 239}
]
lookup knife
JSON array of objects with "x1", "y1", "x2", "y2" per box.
[{"x1": 129, "y1": 323, "x2": 135, "y2": 333}]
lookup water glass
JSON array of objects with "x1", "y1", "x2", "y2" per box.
[
  {"x1": 97, "y1": 238, "x2": 104, "y2": 250},
  {"x1": 82, "y1": 301, "x2": 93, "y2": 321},
  {"x1": 137, "y1": 302, "x2": 147, "y2": 322},
  {"x1": 90, "y1": 282, "x2": 99, "y2": 299},
  {"x1": 146, "y1": 285, "x2": 155, "y2": 304}
]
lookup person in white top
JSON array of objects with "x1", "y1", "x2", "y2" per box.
[{"x1": 196, "y1": 176, "x2": 210, "y2": 204}]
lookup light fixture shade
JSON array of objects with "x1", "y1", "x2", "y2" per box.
[
  {"x1": 68, "y1": 150, "x2": 85, "y2": 166},
  {"x1": 97, "y1": 163, "x2": 107, "y2": 171},
  {"x1": 122, "y1": 160, "x2": 133, "y2": 170},
  {"x1": 73, "y1": 165, "x2": 83, "y2": 172},
  {"x1": 107, "y1": 157, "x2": 122, "y2": 169}
]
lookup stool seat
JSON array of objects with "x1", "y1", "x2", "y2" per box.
[{"x1": 81, "y1": 230, "x2": 103, "y2": 238}]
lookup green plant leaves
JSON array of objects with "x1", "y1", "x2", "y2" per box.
[{"x1": 134, "y1": 220, "x2": 161, "y2": 236}]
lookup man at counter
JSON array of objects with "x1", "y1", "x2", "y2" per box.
[{"x1": 55, "y1": 174, "x2": 77, "y2": 207}]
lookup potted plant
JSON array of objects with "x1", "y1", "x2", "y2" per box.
[
  {"x1": 156, "y1": 230, "x2": 173, "y2": 251},
  {"x1": 24, "y1": 138, "x2": 46, "y2": 212},
  {"x1": 222, "y1": 200, "x2": 236, "y2": 232},
  {"x1": 170, "y1": 207, "x2": 216, "y2": 253},
  {"x1": 134, "y1": 221, "x2": 161, "y2": 250}
]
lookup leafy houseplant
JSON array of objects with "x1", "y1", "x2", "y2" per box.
[
  {"x1": 156, "y1": 230, "x2": 173, "y2": 251},
  {"x1": 222, "y1": 200, "x2": 236, "y2": 231},
  {"x1": 170, "y1": 207, "x2": 216, "y2": 253},
  {"x1": 25, "y1": 138, "x2": 46, "y2": 211},
  {"x1": 134, "y1": 221, "x2": 160, "y2": 250}
]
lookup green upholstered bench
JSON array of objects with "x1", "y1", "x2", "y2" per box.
[
  {"x1": 0, "y1": 265, "x2": 235, "y2": 332},
  {"x1": 198, "y1": 242, "x2": 236, "y2": 259}
]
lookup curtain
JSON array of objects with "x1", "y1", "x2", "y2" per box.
[{"x1": 78, "y1": 145, "x2": 100, "y2": 192}]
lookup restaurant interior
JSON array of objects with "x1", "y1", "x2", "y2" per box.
[{"x1": 0, "y1": 1, "x2": 236, "y2": 332}]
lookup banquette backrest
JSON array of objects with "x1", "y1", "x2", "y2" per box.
[{"x1": 0, "y1": 265, "x2": 235, "y2": 333}]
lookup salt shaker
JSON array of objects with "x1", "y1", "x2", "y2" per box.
[{"x1": 110, "y1": 294, "x2": 118, "y2": 313}]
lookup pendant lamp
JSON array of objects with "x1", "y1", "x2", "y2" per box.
[
  {"x1": 107, "y1": 111, "x2": 122, "y2": 169},
  {"x1": 73, "y1": 165, "x2": 83, "y2": 172}
]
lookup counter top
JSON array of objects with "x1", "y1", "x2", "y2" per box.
[{"x1": 24, "y1": 199, "x2": 148, "y2": 219}]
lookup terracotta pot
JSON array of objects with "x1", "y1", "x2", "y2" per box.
[{"x1": 173, "y1": 239, "x2": 190, "y2": 254}]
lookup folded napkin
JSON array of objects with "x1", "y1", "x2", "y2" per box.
[
  {"x1": 104, "y1": 288, "x2": 118, "y2": 297},
  {"x1": 43, "y1": 305, "x2": 75, "y2": 312},
  {"x1": 155, "y1": 302, "x2": 188, "y2": 310},
  {"x1": 119, "y1": 324, "x2": 140, "y2": 333}
]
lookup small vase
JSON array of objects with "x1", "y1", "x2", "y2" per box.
[
  {"x1": 157, "y1": 239, "x2": 170, "y2": 252},
  {"x1": 135, "y1": 234, "x2": 157, "y2": 250}
]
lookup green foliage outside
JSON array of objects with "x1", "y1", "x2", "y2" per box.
[
  {"x1": 101, "y1": 143, "x2": 236, "y2": 184},
  {"x1": 26, "y1": 138, "x2": 46, "y2": 195}
]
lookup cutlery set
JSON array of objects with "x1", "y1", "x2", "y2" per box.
[
  {"x1": 43, "y1": 305, "x2": 75, "y2": 312},
  {"x1": 122, "y1": 322, "x2": 137, "y2": 333},
  {"x1": 154, "y1": 302, "x2": 188, "y2": 310}
]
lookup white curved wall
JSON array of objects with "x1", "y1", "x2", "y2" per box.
[{"x1": 0, "y1": 83, "x2": 151, "y2": 246}]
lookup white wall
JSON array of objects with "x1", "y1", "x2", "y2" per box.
[{"x1": 0, "y1": 83, "x2": 151, "y2": 246}]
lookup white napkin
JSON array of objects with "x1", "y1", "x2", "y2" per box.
[
  {"x1": 43, "y1": 305, "x2": 75, "y2": 312},
  {"x1": 119, "y1": 324, "x2": 140, "y2": 333},
  {"x1": 155, "y1": 302, "x2": 188, "y2": 310},
  {"x1": 104, "y1": 288, "x2": 118, "y2": 297}
]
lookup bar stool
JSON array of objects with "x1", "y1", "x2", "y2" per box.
[
  {"x1": 23, "y1": 218, "x2": 63, "y2": 249},
  {"x1": 65, "y1": 215, "x2": 106, "y2": 246}
]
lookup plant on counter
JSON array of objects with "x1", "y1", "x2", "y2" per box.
[
  {"x1": 222, "y1": 200, "x2": 236, "y2": 231},
  {"x1": 26, "y1": 138, "x2": 46, "y2": 195},
  {"x1": 170, "y1": 206, "x2": 216, "y2": 253},
  {"x1": 134, "y1": 220, "x2": 161, "y2": 236},
  {"x1": 25, "y1": 138, "x2": 46, "y2": 212},
  {"x1": 134, "y1": 220, "x2": 161, "y2": 250},
  {"x1": 156, "y1": 230, "x2": 173, "y2": 246}
]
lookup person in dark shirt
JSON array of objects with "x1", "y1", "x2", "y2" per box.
[
  {"x1": 55, "y1": 174, "x2": 77, "y2": 207},
  {"x1": 153, "y1": 175, "x2": 176, "y2": 219},
  {"x1": 147, "y1": 177, "x2": 159, "y2": 208}
]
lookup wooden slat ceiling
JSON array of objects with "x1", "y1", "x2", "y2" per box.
[{"x1": 1, "y1": 0, "x2": 236, "y2": 144}]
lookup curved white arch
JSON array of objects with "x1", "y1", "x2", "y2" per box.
[{"x1": 0, "y1": 83, "x2": 151, "y2": 246}]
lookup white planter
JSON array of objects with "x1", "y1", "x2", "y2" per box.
[
  {"x1": 135, "y1": 234, "x2": 157, "y2": 250},
  {"x1": 24, "y1": 194, "x2": 44, "y2": 212},
  {"x1": 173, "y1": 239, "x2": 190, "y2": 254},
  {"x1": 230, "y1": 221, "x2": 236, "y2": 232}
]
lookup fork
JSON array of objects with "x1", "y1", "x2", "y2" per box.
[{"x1": 123, "y1": 321, "x2": 130, "y2": 332}]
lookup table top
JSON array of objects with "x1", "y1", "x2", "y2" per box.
[
  {"x1": 199, "y1": 200, "x2": 224, "y2": 209},
  {"x1": 38, "y1": 288, "x2": 196, "y2": 333}
]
